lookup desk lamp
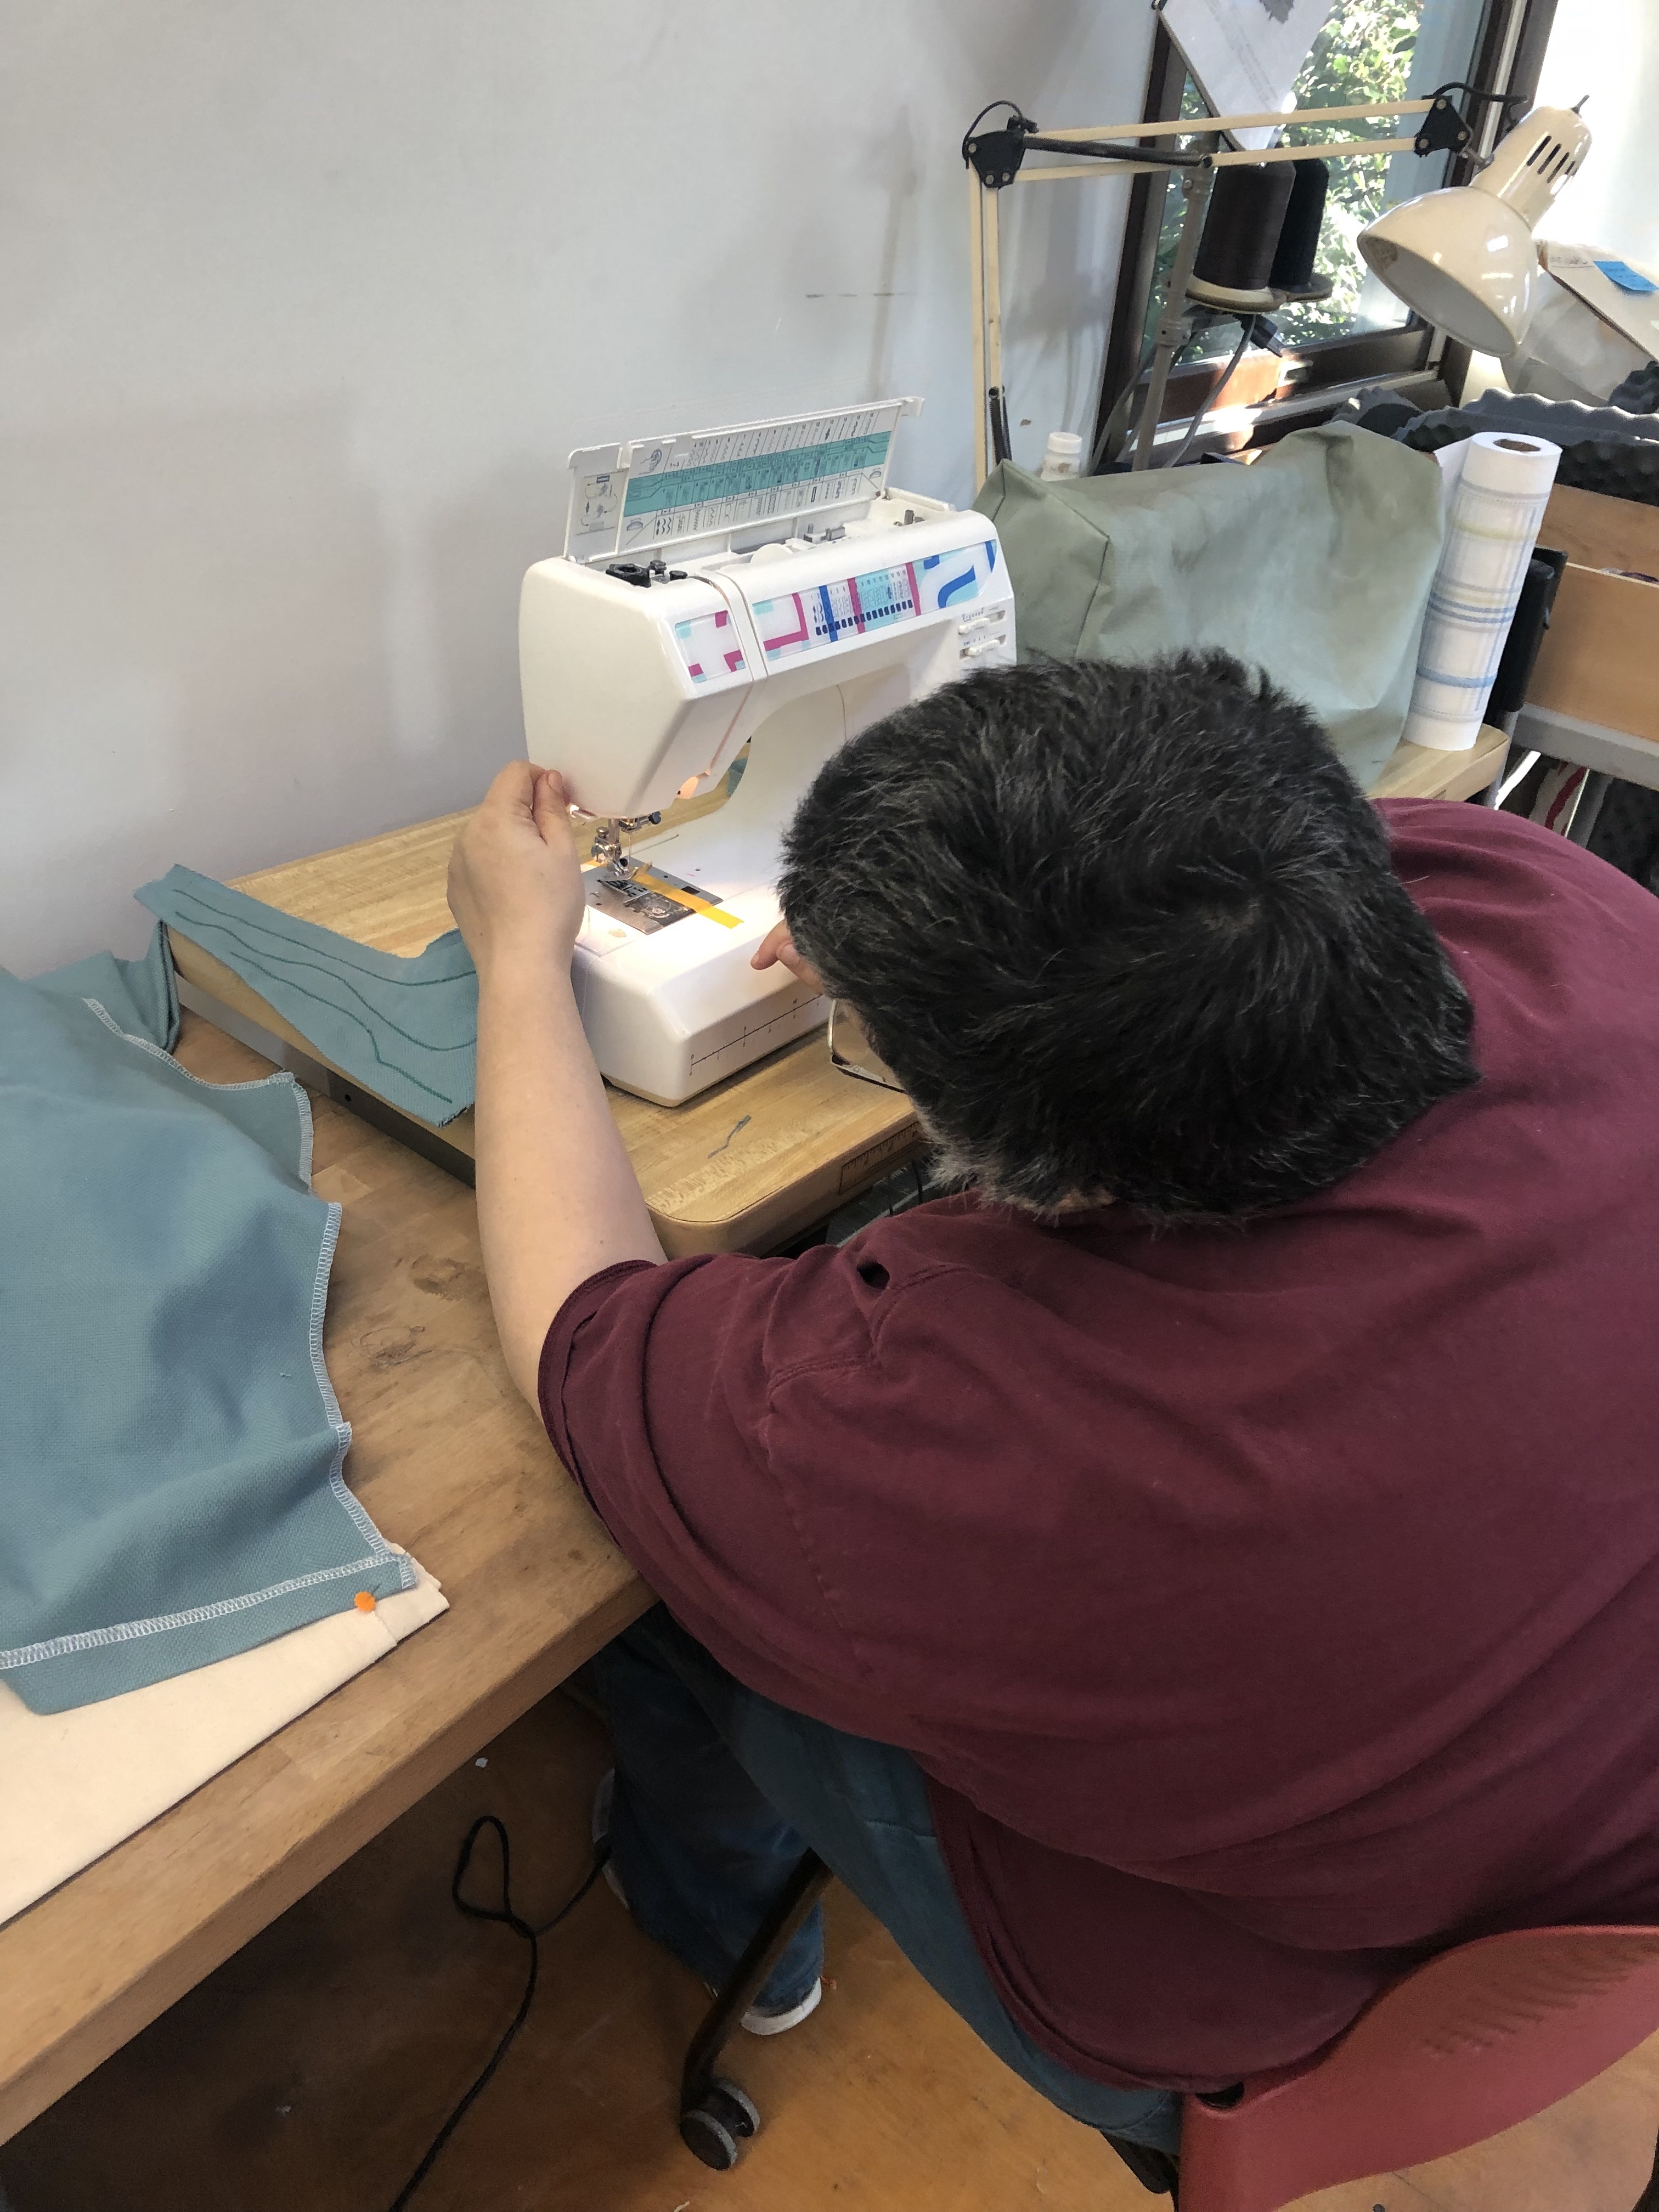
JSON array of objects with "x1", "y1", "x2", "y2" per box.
[{"x1": 1358, "y1": 105, "x2": 1659, "y2": 404}]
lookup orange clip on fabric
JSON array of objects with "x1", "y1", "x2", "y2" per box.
[{"x1": 354, "y1": 1590, "x2": 377, "y2": 1613}]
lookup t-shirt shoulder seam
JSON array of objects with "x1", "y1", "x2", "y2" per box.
[{"x1": 766, "y1": 1260, "x2": 973, "y2": 1386}]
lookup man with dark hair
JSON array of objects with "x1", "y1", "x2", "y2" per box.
[
  {"x1": 448, "y1": 650, "x2": 1659, "y2": 2160},
  {"x1": 776, "y1": 651, "x2": 1479, "y2": 1219}
]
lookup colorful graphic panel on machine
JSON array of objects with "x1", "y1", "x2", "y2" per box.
[
  {"x1": 673, "y1": 607, "x2": 750, "y2": 686},
  {"x1": 752, "y1": 541, "x2": 998, "y2": 666}
]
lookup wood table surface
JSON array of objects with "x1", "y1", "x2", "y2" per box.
[
  {"x1": 1371, "y1": 722, "x2": 1509, "y2": 805},
  {"x1": 169, "y1": 788, "x2": 923, "y2": 1259},
  {"x1": 0, "y1": 1013, "x2": 648, "y2": 2146},
  {"x1": 167, "y1": 726, "x2": 1507, "y2": 1257}
]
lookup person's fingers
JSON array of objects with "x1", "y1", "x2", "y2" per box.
[
  {"x1": 751, "y1": 917, "x2": 795, "y2": 972},
  {"x1": 444, "y1": 842, "x2": 469, "y2": 925},
  {"x1": 777, "y1": 940, "x2": 826, "y2": 994},
  {"x1": 486, "y1": 759, "x2": 538, "y2": 816},
  {"x1": 530, "y1": 768, "x2": 568, "y2": 844}
]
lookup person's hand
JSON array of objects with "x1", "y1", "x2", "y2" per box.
[
  {"x1": 751, "y1": 917, "x2": 825, "y2": 996},
  {"x1": 448, "y1": 763, "x2": 586, "y2": 979}
]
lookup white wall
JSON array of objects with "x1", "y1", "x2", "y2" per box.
[
  {"x1": 1533, "y1": 0, "x2": 1659, "y2": 264},
  {"x1": 1, "y1": 1, "x2": 1153, "y2": 974}
]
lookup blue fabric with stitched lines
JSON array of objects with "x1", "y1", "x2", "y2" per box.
[
  {"x1": 0, "y1": 926, "x2": 411, "y2": 1712},
  {"x1": 137, "y1": 864, "x2": 478, "y2": 1124}
]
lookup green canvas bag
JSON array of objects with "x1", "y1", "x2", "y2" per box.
[{"x1": 973, "y1": 424, "x2": 1446, "y2": 791}]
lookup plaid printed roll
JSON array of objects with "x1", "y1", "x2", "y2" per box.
[{"x1": 1404, "y1": 432, "x2": 1561, "y2": 752}]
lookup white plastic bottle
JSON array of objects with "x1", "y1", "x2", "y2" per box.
[{"x1": 1039, "y1": 430, "x2": 1083, "y2": 481}]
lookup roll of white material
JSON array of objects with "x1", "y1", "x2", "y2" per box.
[
  {"x1": 1432, "y1": 437, "x2": 1470, "y2": 507},
  {"x1": 1403, "y1": 432, "x2": 1562, "y2": 751}
]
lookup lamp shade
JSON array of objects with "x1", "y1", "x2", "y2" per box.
[
  {"x1": 1357, "y1": 106, "x2": 1593, "y2": 358},
  {"x1": 1358, "y1": 187, "x2": 1538, "y2": 355}
]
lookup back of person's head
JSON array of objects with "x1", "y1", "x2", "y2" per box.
[{"x1": 778, "y1": 649, "x2": 1478, "y2": 1222}]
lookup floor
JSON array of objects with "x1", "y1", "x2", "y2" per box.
[
  {"x1": 5, "y1": 1690, "x2": 1658, "y2": 2212},
  {"x1": 1, "y1": 1692, "x2": 1149, "y2": 2212}
]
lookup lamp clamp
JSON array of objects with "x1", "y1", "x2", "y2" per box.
[
  {"x1": 962, "y1": 100, "x2": 1036, "y2": 187},
  {"x1": 1413, "y1": 82, "x2": 1530, "y2": 159},
  {"x1": 964, "y1": 120, "x2": 1034, "y2": 189}
]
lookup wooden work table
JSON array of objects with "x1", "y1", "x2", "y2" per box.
[
  {"x1": 0, "y1": 1014, "x2": 647, "y2": 2145},
  {"x1": 2, "y1": 718, "x2": 1507, "y2": 2146},
  {"x1": 170, "y1": 804, "x2": 924, "y2": 1259}
]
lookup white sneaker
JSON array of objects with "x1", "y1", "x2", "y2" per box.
[
  {"x1": 735, "y1": 1978, "x2": 823, "y2": 2036},
  {"x1": 592, "y1": 1769, "x2": 823, "y2": 2035}
]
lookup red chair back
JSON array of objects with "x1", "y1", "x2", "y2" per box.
[{"x1": 1179, "y1": 1925, "x2": 1659, "y2": 2212}]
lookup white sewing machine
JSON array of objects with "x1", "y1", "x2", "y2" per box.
[{"x1": 520, "y1": 399, "x2": 1015, "y2": 1104}]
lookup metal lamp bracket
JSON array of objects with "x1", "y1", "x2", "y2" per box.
[
  {"x1": 1413, "y1": 82, "x2": 1528, "y2": 159},
  {"x1": 963, "y1": 109, "x2": 1036, "y2": 189}
]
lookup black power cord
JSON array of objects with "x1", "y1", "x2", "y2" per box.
[{"x1": 387, "y1": 1816, "x2": 611, "y2": 2211}]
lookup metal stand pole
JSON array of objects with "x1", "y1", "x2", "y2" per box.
[
  {"x1": 984, "y1": 185, "x2": 1010, "y2": 467},
  {"x1": 968, "y1": 171, "x2": 988, "y2": 488},
  {"x1": 1132, "y1": 159, "x2": 1215, "y2": 472}
]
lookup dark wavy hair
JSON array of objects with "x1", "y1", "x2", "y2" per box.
[{"x1": 778, "y1": 650, "x2": 1478, "y2": 1221}]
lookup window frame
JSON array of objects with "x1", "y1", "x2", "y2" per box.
[{"x1": 1090, "y1": 0, "x2": 1561, "y2": 465}]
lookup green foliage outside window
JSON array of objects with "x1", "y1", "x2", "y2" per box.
[
  {"x1": 1277, "y1": 0, "x2": 1426, "y2": 340},
  {"x1": 1138, "y1": 0, "x2": 1427, "y2": 365}
]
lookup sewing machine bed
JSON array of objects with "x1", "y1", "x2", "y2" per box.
[{"x1": 165, "y1": 800, "x2": 924, "y2": 1259}]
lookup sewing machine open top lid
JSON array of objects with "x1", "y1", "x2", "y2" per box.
[{"x1": 562, "y1": 396, "x2": 924, "y2": 571}]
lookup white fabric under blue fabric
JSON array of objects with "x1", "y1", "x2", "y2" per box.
[
  {"x1": 1, "y1": 927, "x2": 413, "y2": 1714},
  {"x1": 136, "y1": 865, "x2": 477, "y2": 1124}
]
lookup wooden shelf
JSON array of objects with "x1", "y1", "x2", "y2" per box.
[{"x1": 1529, "y1": 484, "x2": 1659, "y2": 749}]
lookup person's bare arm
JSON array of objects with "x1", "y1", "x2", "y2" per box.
[{"x1": 448, "y1": 763, "x2": 664, "y2": 1407}]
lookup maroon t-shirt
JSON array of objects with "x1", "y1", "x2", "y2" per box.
[{"x1": 539, "y1": 799, "x2": 1659, "y2": 2091}]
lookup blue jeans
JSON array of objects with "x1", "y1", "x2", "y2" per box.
[{"x1": 588, "y1": 1605, "x2": 1182, "y2": 2157}]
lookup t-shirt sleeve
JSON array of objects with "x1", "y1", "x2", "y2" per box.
[{"x1": 537, "y1": 1247, "x2": 888, "y2": 1730}]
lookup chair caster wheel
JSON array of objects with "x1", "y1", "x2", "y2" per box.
[
  {"x1": 708, "y1": 2078, "x2": 760, "y2": 2137},
  {"x1": 681, "y1": 2108, "x2": 740, "y2": 2169},
  {"x1": 680, "y1": 2077, "x2": 760, "y2": 2168}
]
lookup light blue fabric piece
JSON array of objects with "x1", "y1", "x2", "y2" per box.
[
  {"x1": 31, "y1": 928, "x2": 182, "y2": 1051},
  {"x1": 136, "y1": 864, "x2": 478, "y2": 1124},
  {"x1": 0, "y1": 926, "x2": 413, "y2": 1713}
]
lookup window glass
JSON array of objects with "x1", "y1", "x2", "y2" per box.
[
  {"x1": 1137, "y1": 0, "x2": 1486, "y2": 365},
  {"x1": 1276, "y1": 0, "x2": 1427, "y2": 342},
  {"x1": 1532, "y1": 0, "x2": 1657, "y2": 262},
  {"x1": 1277, "y1": 0, "x2": 1485, "y2": 342}
]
